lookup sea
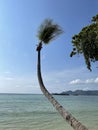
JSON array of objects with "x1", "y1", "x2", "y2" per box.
[{"x1": 0, "y1": 94, "x2": 98, "y2": 130}]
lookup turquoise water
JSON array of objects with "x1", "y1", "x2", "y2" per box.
[{"x1": 0, "y1": 94, "x2": 98, "y2": 130}]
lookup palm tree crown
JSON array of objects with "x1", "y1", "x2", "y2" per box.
[{"x1": 37, "y1": 19, "x2": 63, "y2": 44}]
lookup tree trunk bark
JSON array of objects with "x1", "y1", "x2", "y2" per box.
[{"x1": 37, "y1": 49, "x2": 88, "y2": 130}]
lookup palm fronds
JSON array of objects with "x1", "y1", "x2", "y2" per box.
[{"x1": 37, "y1": 19, "x2": 63, "y2": 44}]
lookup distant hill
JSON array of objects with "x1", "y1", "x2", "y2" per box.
[{"x1": 53, "y1": 90, "x2": 98, "y2": 96}]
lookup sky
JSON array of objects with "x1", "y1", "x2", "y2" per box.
[{"x1": 0, "y1": 0, "x2": 98, "y2": 94}]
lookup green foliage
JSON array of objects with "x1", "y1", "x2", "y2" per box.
[
  {"x1": 70, "y1": 14, "x2": 98, "y2": 71},
  {"x1": 37, "y1": 19, "x2": 63, "y2": 44}
]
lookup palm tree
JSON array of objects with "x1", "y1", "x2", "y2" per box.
[{"x1": 36, "y1": 19, "x2": 88, "y2": 130}]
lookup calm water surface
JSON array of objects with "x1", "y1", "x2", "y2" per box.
[{"x1": 0, "y1": 94, "x2": 98, "y2": 130}]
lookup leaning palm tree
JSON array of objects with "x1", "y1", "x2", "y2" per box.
[{"x1": 36, "y1": 19, "x2": 88, "y2": 130}]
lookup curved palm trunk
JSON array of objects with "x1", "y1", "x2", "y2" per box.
[{"x1": 36, "y1": 45, "x2": 88, "y2": 130}]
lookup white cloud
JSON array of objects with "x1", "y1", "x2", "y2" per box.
[
  {"x1": 85, "y1": 79, "x2": 94, "y2": 84},
  {"x1": 95, "y1": 77, "x2": 98, "y2": 83},
  {"x1": 69, "y1": 79, "x2": 82, "y2": 85},
  {"x1": 69, "y1": 77, "x2": 98, "y2": 85}
]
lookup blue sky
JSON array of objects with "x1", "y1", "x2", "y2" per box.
[{"x1": 0, "y1": 0, "x2": 98, "y2": 93}]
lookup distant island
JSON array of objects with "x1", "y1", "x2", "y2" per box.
[{"x1": 53, "y1": 90, "x2": 98, "y2": 96}]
